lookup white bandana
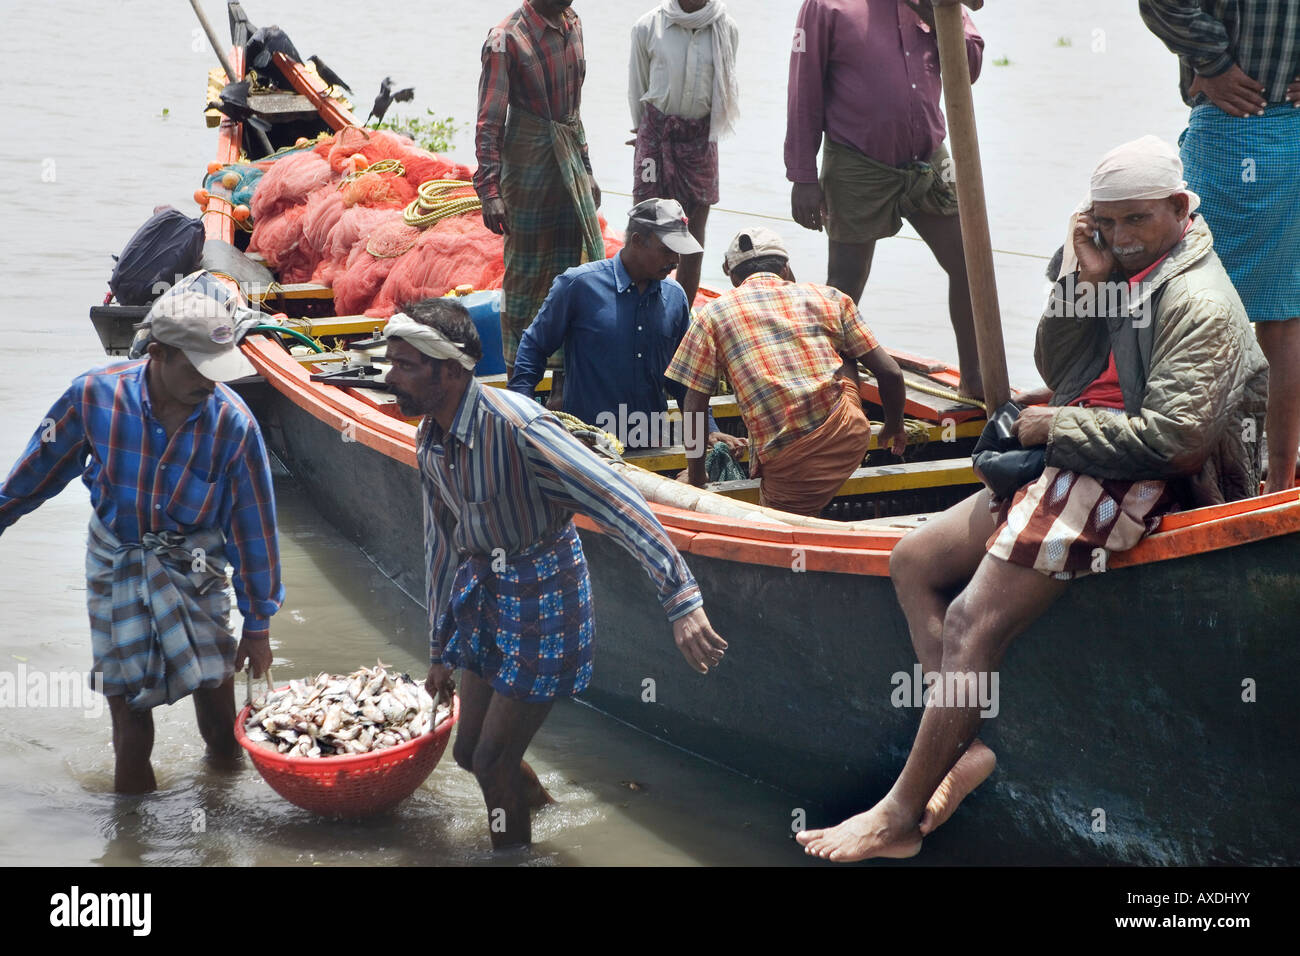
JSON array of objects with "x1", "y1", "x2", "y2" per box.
[
  {"x1": 382, "y1": 313, "x2": 477, "y2": 371},
  {"x1": 1057, "y1": 136, "x2": 1200, "y2": 280}
]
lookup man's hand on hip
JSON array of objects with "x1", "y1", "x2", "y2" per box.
[
  {"x1": 482, "y1": 197, "x2": 509, "y2": 235},
  {"x1": 1287, "y1": 76, "x2": 1300, "y2": 107},
  {"x1": 791, "y1": 182, "x2": 827, "y2": 232},
  {"x1": 1190, "y1": 64, "x2": 1267, "y2": 117},
  {"x1": 235, "y1": 628, "x2": 272, "y2": 678},
  {"x1": 672, "y1": 607, "x2": 727, "y2": 674}
]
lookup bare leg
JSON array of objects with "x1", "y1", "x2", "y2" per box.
[
  {"x1": 827, "y1": 238, "x2": 877, "y2": 304},
  {"x1": 471, "y1": 689, "x2": 555, "y2": 849},
  {"x1": 107, "y1": 696, "x2": 157, "y2": 794},
  {"x1": 1256, "y1": 317, "x2": 1300, "y2": 493},
  {"x1": 675, "y1": 203, "x2": 710, "y2": 306},
  {"x1": 193, "y1": 676, "x2": 241, "y2": 769},
  {"x1": 907, "y1": 209, "x2": 982, "y2": 401},
  {"x1": 799, "y1": 555, "x2": 1066, "y2": 862},
  {"x1": 890, "y1": 490, "x2": 999, "y2": 835},
  {"x1": 454, "y1": 670, "x2": 553, "y2": 818}
]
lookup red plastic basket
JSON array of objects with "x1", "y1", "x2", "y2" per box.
[{"x1": 235, "y1": 693, "x2": 459, "y2": 817}]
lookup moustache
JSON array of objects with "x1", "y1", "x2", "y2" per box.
[{"x1": 1113, "y1": 244, "x2": 1146, "y2": 258}]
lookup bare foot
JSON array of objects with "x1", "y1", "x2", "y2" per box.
[
  {"x1": 796, "y1": 802, "x2": 922, "y2": 863},
  {"x1": 958, "y1": 373, "x2": 985, "y2": 404},
  {"x1": 520, "y1": 760, "x2": 556, "y2": 809},
  {"x1": 919, "y1": 738, "x2": 996, "y2": 836}
]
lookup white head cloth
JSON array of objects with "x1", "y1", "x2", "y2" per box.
[
  {"x1": 1057, "y1": 135, "x2": 1200, "y2": 279},
  {"x1": 382, "y1": 312, "x2": 477, "y2": 371}
]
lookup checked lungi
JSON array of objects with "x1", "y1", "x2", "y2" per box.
[
  {"x1": 500, "y1": 107, "x2": 605, "y2": 368},
  {"x1": 435, "y1": 520, "x2": 595, "y2": 702},
  {"x1": 1179, "y1": 103, "x2": 1300, "y2": 322},
  {"x1": 85, "y1": 512, "x2": 236, "y2": 711},
  {"x1": 986, "y1": 466, "x2": 1174, "y2": 581},
  {"x1": 632, "y1": 102, "x2": 719, "y2": 209}
]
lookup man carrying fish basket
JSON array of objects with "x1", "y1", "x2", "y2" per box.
[
  {"x1": 0, "y1": 272, "x2": 283, "y2": 794},
  {"x1": 384, "y1": 297, "x2": 726, "y2": 849}
]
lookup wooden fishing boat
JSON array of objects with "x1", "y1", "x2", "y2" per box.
[{"x1": 89, "y1": 8, "x2": 1300, "y2": 865}]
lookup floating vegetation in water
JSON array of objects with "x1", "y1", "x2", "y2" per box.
[
  {"x1": 1056, "y1": 37, "x2": 1073, "y2": 48},
  {"x1": 993, "y1": 55, "x2": 1012, "y2": 66}
]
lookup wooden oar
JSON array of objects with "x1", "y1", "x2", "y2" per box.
[{"x1": 931, "y1": 0, "x2": 1010, "y2": 411}]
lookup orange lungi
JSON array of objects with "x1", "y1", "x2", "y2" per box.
[{"x1": 756, "y1": 380, "x2": 871, "y2": 517}]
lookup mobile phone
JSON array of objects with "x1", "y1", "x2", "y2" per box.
[{"x1": 1093, "y1": 228, "x2": 1105, "y2": 250}]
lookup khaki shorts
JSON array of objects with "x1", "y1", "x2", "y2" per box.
[{"x1": 820, "y1": 138, "x2": 959, "y2": 244}]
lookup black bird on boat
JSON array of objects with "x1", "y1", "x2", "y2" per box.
[
  {"x1": 307, "y1": 55, "x2": 352, "y2": 95},
  {"x1": 367, "y1": 76, "x2": 415, "y2": 125},
  {"x1": 244, "y1": 25, "x2": 303, "y2": 89},
  {"x1": 208, "y1": 79, "x2": 272, "y2": 135}
]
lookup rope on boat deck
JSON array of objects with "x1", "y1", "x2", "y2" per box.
[
  {"x1": 900, "y1": 378, "x2": 987, "y2": 412},
  {"x1": 202, "y1": 207, "x2": 254, "y2": 232},
  {"x1": 550, "y1": 410, "x2": 626, "y2": 460}
]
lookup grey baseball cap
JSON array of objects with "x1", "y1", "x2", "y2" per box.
[
  {"x1": 723, "y1": 226, "x2": 789, "y2": 274},
  {"x1": 628, "y1": 198, "x2": 704, "y2": 255},
  {"x1": 137, "y1": 271, "x2": 259, "y2": 382}
]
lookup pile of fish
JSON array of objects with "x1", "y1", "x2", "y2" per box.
[{"x1": 245, "y1": 662, "x2": 451, "y2": 758}]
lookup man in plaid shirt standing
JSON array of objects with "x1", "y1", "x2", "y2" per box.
[
  {"x1": 475, "y1": 0, "x2": 605, "y2": 387},
  {"x1": 1141, "y1": 0, "x2": 1300, "y2": 492},
  {"x1": 0, "y1": 273, "x2": 282, "y2": 793},
  {"x1": 667, "y1": 226, "x2": 908, "y2": 516}
]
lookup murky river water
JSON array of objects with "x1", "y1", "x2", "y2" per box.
[{"x1": 0, "y1": 0, "x2": 1191, "y2": 865}]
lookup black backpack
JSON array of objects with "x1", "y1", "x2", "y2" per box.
[{"x1": 109, "y1": 207, "x2": 206, "y2": 306}]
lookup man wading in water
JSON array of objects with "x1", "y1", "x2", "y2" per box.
[
  {"x1": 0, "y1": 273, "x2": 282, "y2": 793},
  {"x1": 385, "y1": 297, "x2": 726, "y2": 849}
]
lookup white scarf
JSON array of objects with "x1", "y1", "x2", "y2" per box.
[
  {"x1": 383, "y1": 313, "x2": 477, "y2": 370},
  {"x1": 660, "y1": 0, "x2": 739, "y2": 142}
]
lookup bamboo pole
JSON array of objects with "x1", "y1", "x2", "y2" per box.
[
  {"x1": 188, "y1": 0, "x2": 239, "y2": 83},
  {"x1": 932, "y1": 1, "x2": 1010, "y2": 410}
]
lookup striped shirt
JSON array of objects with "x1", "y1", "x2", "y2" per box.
[
  {"x1": 474, "y1": 1, "x2": 591, "y2": 202},
  {"x1": 665, "y1": 273, "x2": 879, "y2": 468},
  {"x1": 1139, "y1": 1, "x2": 1300, "y2": 105},
  {"x1": 0, "y1": 360, "x2": 283, "y2": 633},
  {"x1": 419, "y1": 377, "x2": 702, "y2": 663}
]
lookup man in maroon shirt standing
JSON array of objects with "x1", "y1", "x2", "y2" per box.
[
  {"x1": 475, "y1": 0, "x2": 606, "y2": 382},
  {"x1": 786, "y1": 0, "x2": 985, "y2": 399}
]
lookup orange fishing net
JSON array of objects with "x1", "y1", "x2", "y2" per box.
[{"x1": 244, "y1": 128, "x2": 622, "y2": 317}]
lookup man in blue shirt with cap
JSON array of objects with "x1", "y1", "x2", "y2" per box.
[{"x1": 509, "y1": 198, "x2": 743, "y2": 454}]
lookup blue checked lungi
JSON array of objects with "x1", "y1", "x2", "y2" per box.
[
  {"x1": 436, "y1": 520, "x2": 594, "y2": 702},
  {"x1": 86, "y1": 512, "x2": 236, "y2": 711},
  {"x1": 1179, "y1": 103, "x2": 1300, "y2": 322}
]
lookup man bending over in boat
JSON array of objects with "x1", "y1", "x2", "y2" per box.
[
  {"x1": 667, "y1": 226, "x2": 907, "y2": 516},
  {"x1": 508, "y1": 197, "x2": 743, "y2": 455},
  {"x1": 385, "y1": 297, "x2": 727, "y2": 849},
  {"x1": 0, "y1": 273, "x2": 282, "y2": 793},
  {"x1": 797, "y1": 135, "x2": 1268, "y2": 861}
]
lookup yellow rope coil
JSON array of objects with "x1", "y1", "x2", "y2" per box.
[
  {"x1": 403, "y1": 179, "x2": 482, "y2": 229},
  {"x1": 550, "y1": 410, "x2": 626, "y2": 457},
  {"x1": 339, "y1": 158, "x2": 407, "y2": 185}
]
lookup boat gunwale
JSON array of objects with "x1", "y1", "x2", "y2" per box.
[{"x1": 243, "y1": 335, "x2": 1300, "y2": 576}]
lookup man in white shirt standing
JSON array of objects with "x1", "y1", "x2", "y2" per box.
[{"x1": 629, "y1": 0, "x2": 740, "y2": 305}]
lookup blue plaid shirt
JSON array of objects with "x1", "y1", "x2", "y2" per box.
[{"x1": 0, "y1": 360, "x2": 283, "y2": 633}]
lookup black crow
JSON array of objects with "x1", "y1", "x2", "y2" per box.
[
  {"x1": 367, "y1": 76, "x2": 415, "y2": 125},
  {"x1": 209, "y1": 80, "x2": 272, "y2": 135},
  {"x1": 244, "y1": 25, "x2": 302, "y2": 89},
  {"x1": 308, "y1": 55, "x2": 352, "y2": 95}
]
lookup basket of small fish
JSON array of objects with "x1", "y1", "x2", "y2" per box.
[{"x1": 235, "y1": 662, "x2": 457, "y2": 817}]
